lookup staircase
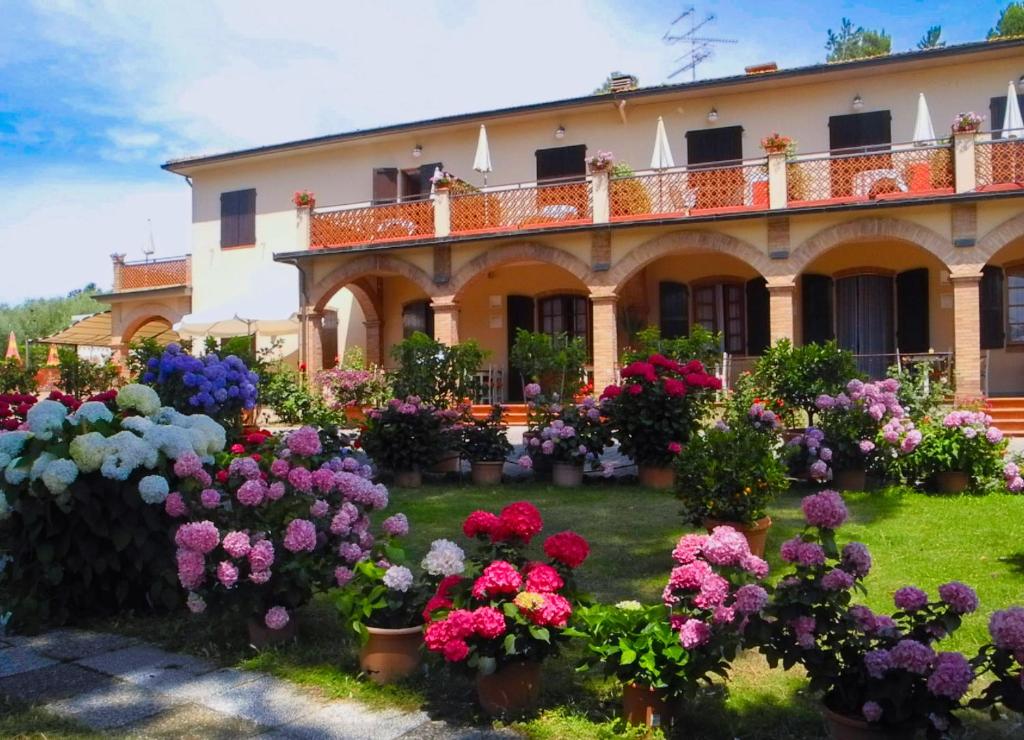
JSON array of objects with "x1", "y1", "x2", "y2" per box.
[
  {"x1": 471, "y1": 403, "x2": 529, "y2": 425},
  {"x1": 986, "y1": 397, "x2": 1024, "y2": 436}
]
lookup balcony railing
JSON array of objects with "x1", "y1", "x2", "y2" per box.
[
  {"x1": 112, "y1": 255, "x2": 191, "y2": 292},
  {"x1": 305, "y1": 133, "x2": 1022, "y2": 251}
]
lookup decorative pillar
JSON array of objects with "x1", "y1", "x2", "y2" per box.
[
  {"x1": 589, "y1": 289, "x2": 618, "y2": 394},
  {"x1": 953, "y1": 132, "x2": 978, "y2": 194},
  {"x1": 296, "y1": 206, "x2": 312, "y2": 250},
  {"x1": 433, "y1": 189, "x2": 451, "y2": 238},
  {"x1": 767, "y1": 152, "x2": 788, "y2": 209},
  {"x1": 951, "y1": 273, "x2": 983, "y2": 399},
  {"x1": 299, "y1": 308, "x2": 324, "y2": 376},
  {"x1": 363, "y1": 320, "x2": 382, "y2": 366},
  {"x1": 767, "y1": 281, "x2": 796, "y2": 345},
  {"x1": 591, "y1": 170, "x2": 610, "y2": 224},
  {"x1": 110, "y1": 253, "x2": 126, "y2": 291},
  {"x1": 431, "y1": 299, "x2": 459, "y2": 346}
]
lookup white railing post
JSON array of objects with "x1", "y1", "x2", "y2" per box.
[
  {"x1": 953, "y1": 132, "x2": 978, "y2": 194},
  {"x1": 767, "y1": 152, "x2": 788, "y2": 209},
  {"x1": 433, "y1": 189, "x2": 451, "y2": 237},
  {"x1": 591, "y1": 170, "x2": 610, "y2": 224},
  {"x1": 296, "y1": 205, "x2": 312, "y2": 250}
]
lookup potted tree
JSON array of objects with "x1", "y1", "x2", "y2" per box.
[
  {"x1": 461, "y1": 404, "x2": 512, "y2": 485},
  {"x1": 359, "y1": 396, "x2": 446, "y2": 487}
]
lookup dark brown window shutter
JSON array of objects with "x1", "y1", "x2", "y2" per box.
[
  {"x1": 237, "y1": 189, "x2": 256, "y2": 245},
  {"x1": 801, "y1": 273, "x2": 834, "y2": 344},
  {"x1": 372, "y1": 168, "x2": 398, "y2": 205},
  {"x1": 402, "y1": 300, "x2": 434, "y2": 340},
  {"x1": 896, "y1": 268, "x2": 929, "y2": 353},
  {"x1": 220, "y1": 191, "x2": 238, "y2": 248},
  {"x1": 659, "y1": 281, "x2": 689, "y2": 339},
  {"x1": 746, "y1": 277, "x2": 770, "y2": 355},
  {"x1": 981, "y1": 265, "x2": 1005, "y2": 349},
  {"x1": 828, "y1": 111, "x2": 892, "y2": 151},
  {"x1": 685, "y1": 126, "x2": 743, "y2": 165},
  {"x1": 220, "y1": 189, "x2": 255, "y2": 248},
  {"x1": 535, "y1": 145, "x2": 586, "y2": 181}
]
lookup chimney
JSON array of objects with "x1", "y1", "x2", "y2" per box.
[
  {"x1": 609, "y1": 73, "x2": 639, "y2": 93},
  {"x1": 744, "y1": 62, "x2": 778, "y2": 75}
]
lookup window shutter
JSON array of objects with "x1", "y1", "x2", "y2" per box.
[
  {"x1": 685, "y1": 126, "x2": 743, "y2": 165},
  {"x1": 372, "y1": 168, "x2": 398, "y2": 205},
  {"x1": 829, "y1": 111, "x2": 892, "y2": 151},
  {"x1": 220, "y1": 189, "x2": 255, "y2": 248},
  {"x1": 220, "y1": 191, "x2": 238, "y2": 248},
  {"x1": 535, "y1": 145, "x2": 586, "y2": 181},
  {"x1": 990, "y1": 95, "x2": 1024, "y2": 138},
  {"x1": 237, "y1": 189, "x2": 256, "y2": 246},
  {"x1": 746, "y1": 277, "x2": 770, "y2": 355},
  {"x1": 896, "y1": 268, "x2": 929, "y2": 353},
  {"x1": 402, "y1": 300, "x2": 433, "y2": 339},
  {"x1": 659, "y1": 281, "x2": 689, "y2": 339},
  {"x1": 981, "y1": 265, "x2": 1005, "y2": 349},
  {"x1": 801, "y1": 273, "x2": 834, "y2": 344}
]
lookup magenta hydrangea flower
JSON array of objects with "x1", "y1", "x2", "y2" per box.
[
  {"x1": 862, "y1": 701, "x2": 883, "y2": 723},
  {"x1": 678, "y1": 618, "x2": 711, "y2": 648},
  {"x1": 840, "y1": 542, "x2": 872, "y2": 578},
  {"x1": 309, "y1": 499, "x2": 329, "y2": 518},
  {"x1": 283, "y1": 519, "x2": 317, "y2": 553},
  {"x1": 672, "y1": 534, "x2": 707, "y2": 564},
  {"x1": 286, "y1": 427, "x2": 322, "y2": 457},
  {"x1": 733, "y1": 584, "x2": 768, "y2": 614},
  {"x1": 938, "y1": 581, "x2": 979, "y2": 615},
  {"x1": 694, "y1": 573, "x2": 730, "y2": 609},
  {"x1": 270, "y1": 458, "x2": 291, "y2": 478},
  {"x1": 740, "y1": 554, "x2": 769, "y2": 578},
  {"x1": 382, "y1": 513, "x2": 409, "y2": 537},
  {"x1": 217, "y1": 560, "x2": 238, "y2": 589},
  {"x1": 222, "y1": 531, "x2": 251, "y2": 559},
  {"x1": 173, "y1": 452, "x2": 204, "y2": 479},
  {"x1": 176, "y1": 548, "x2": 205, "y2": 590},
  {"x1": 864, "y1": 648, "x2": 891, "y2": 679},
  {"x1": 334, "y1": 565, "x2": 354, "y2": 586},
  {"x1": 288, "y1": 467, "x2": 313, "y2": 493},
  {"x1": 890, "y1": 639, "x2": 936, "y2": 674},
  {"x1": 200, "y1": 488, "x2": 221, "y2": 509},
  {"x1": 264, "y1": 606, "x2": 290, "y2": 630},
  {"x1": 248, "y1": 539, "x2": 275, "y2": 571},
  {"x1": 164, "y1": 492, "x2": 187, "y2": 518},
  {"x1": 517, "y1": 455, "x2": 533, "y2": 469},
  {"x1": 667, "y1": 560, "x2": 713, "y2": 591},
  {"x1": 809, "y1": 460, "x2": 829, "y2": 480},
  {"x1": 989, "y1": 607, "x2": 1024, "y2": 652},
  {"x1": 821, "y1": 568, "x2": 854, "y2": 591},
  {"x1": 894, "y1": 586, "x2": 929, "y2": 611},
  {"x1": 175, "y1": 521, "x2": 220, "y2": 554},
  {"x1": 927, "y1": 652, "x2": 973, "y2": 700},
  {"x1": 236, "y1": 479, "x2": 267, "y2": 507},
  {"x1": 791, "y1": 616, "x2": 816, "y2": 648},
  {"x1": 801, "y1": 490, "x2": 848, "y2": 529},
  {"x1": 267, "y1": 481, "x2": 286, "y2": 500},
  {"x1": 702, "y1": 526, "x2": 749, "y2": 567},
  {"x1": 228, "y1": 456, "x2": 261, "y2": 480}
]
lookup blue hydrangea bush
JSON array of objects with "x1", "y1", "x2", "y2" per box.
[{"x1": 0, "y1": 383, "x2": 227, "y2": 628}]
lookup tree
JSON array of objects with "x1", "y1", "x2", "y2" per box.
[
  {"x1": 825, "y1": 18, "x2": 892, "y2": 62},
  {"x1": 989, "y1": 3, "x2": 1024, "y2": 38},
  {"x1": 917, "y1": 25, "x2": 944, "y2": 50}
]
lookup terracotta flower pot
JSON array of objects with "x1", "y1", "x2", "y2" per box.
[
  {"x1": 934, "y1": 470, "x2": 969, "y2": 494},
  {"x1": 359, "y1": 625, "x2": 423, "y2": 684},
  {"x1": 639, "y1": 465, "x2": 674, "y2": 490},
  {"x1": 476, "y1": 661, "x2": 541, "y2": 715},
  {"x1": 394, "y1": 470, "x2": 422, "y2": 488},
  {"x1": 833, "y1": 468, "x2": 867, "y2": 492},
  {"x1": 622, "y1": 682, "x2": 673, "y2": 728},
  {"x1": 822, "y1": 706, "x2": 907, "y2": 740},
  {"x1": 431, "y1": 450, "x2": 461, "y2": 474},
  {"x1": 703, "y1": 516, "x2": 772, "y2": 558},
  {"x1": 471, "y1": 460, "x2": 504, "y2": 486},
  {"x1": 343, "y1": 406, "x2": 366, "y2": 426},
  {"x1": 552, "y1": 462, "x2": 583, "y2": 488},
  {"x1": 247, "y1": 616, "x2": 298, "y2": 649}
]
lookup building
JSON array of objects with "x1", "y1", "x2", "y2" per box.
[{"x1": 107, "y1": 38, "x2": 1024, "y2": 406}]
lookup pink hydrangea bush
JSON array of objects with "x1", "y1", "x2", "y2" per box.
[
  {"x1": 173, "y1": 426, "x2": 401, "y2": 633},
  {"x1": 971, "y1": 606, "x2": 1024, "y2": 715},
  {"x1": 750, "y1": 490, "x2": 978, "y2": 735},
  {"x1": 910, "y1": 408, "x2": 1009, "y2": 492},
  {"x1": 358, "y1": 396, "x2": 447, "y2": 474},
  {"x1": 521, "y1": 395, "x2": 611, "y2": 472},
  {"x1": 423, "y1": 501, "x2": 589, "y2": 675}
]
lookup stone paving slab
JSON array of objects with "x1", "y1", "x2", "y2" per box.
[
  {"x1": 19, "y1": 628, "x2": 138, "y2": 661},
  {"x1": 156, "y1": 666, "x2": 264, "y2": 701},
  {"x1": 122, "y1": 701, "x2": 266, "y2": 739},
  {"x1": 46, "y1": 681, "x2": 182, "y2": 730},
  {"x1": 264, "y1": 702, "x2": 431, "y2": 740},
  {"x1": 199, "y1": 674, "x2": 323, "y2": 728},
  {"x1": 0, "y1": 662, "x2": 116, "y2": 704},
  {"x1": 76, "y1": 644, "x2": 215, "y2": 684},
  {"x1": 0, "y1": 645, "x2": 59, "y2": 678},
  {"x1": 396, "y1": 723, "x2": 522, "y2": 739}
]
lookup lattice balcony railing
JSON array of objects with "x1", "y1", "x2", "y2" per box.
[
  {"x1": 311, "y1": 200, "x2": 434, "y2": 249},
  {"x1": 976, "y1": 137, "x2": 1024, "y2": 189},
  {"x1": 609, "y1": 162, "x2": 769, "y2": 220},
  {"x1": 450, "y1": 179, "x2": 591, "y2": 235},
  {"x1": 115, "y1": 256, "x2": 190, "y2": 291}
]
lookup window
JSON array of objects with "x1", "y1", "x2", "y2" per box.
[
  {"x1": 692, "y1": 283, "x2": 745, "y2": 354},
  {"x1": 685, "y1": 126, "x2": 743, "y2": 166},
  {"x1": 538, "y1": 294, "x2": 589, "y2": 341},
  {"x1": 659, "y1": 282, "x2": 689, "y2": 339},
  {"x1": 989, "y1": 95, "x2": 1024, "y2": 139},
  {"x1": 828, "y1": 111, "x2": 891, "y2": 152},
  {"x1": 1007, "y1": 270, "x2": 1024, "y2": 344},
  {"x1": 220, "y1": 189, "x2": 256, "y2": 248},
  {"x1": 402, "y1": 300, "x2": 434, "y2": 339},
  {"x1": 535, "y1": 145, "x2": 586, "y2": 181}
]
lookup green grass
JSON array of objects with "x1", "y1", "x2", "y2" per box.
[
  {"x1": 0, "y1": 696, "x2": 102, "y2": 739},
  {"x1": 55, "y1": 482, "x2": 1024, "y2": 738}
]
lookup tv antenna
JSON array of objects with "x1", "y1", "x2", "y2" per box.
[
  {"x1": 142, "y1": 219, "x2": 156, "y2": 261},
  {"x1": 664, "y1": 6, "x2": 737, "y2": 81}
]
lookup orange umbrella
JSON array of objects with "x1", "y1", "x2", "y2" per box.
[
  {"x1": 45, "y1": 344, "x2": 59, "y2": 366},
  {"x1": 4, "y1": 332, "x2": 21, "y2": 364}
]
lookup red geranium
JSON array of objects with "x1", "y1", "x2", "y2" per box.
[{"x1": 543, "y1": 530, "x2": 590, "y2": 569}]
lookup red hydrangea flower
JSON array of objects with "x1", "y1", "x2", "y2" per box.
[
  {"x1": 473, "y1": 606, "x2": 507, "y2": 639},
  {"x1": 543, "y1": 531, "x2": 590, "y2": 569},
  {"x1": 627, "y1": 384, "x2": 643, "y2": 396},
  {"x1": 471, "y1": 560, "x2": 522, "y2": 599},
  {"x1": 529, "y1": 592, "x2": 572, "y2": 628},
  {"x1": 601, "y1": 384, "x2": 622, "y2": 400},
  {"x1": 443, "y1": 639, "x2": 469, "y2": 662},
  {"x1": 663, "y1": 378, "x2": 686, "y2": 397},
  {"x1": 524, "y1": 562, "x2": 564, "y2": 593},
  {"x1": 496, "y1": 501, "x2": 543, "y2": 543},
  {"x1": 621, "y1": 361, "x2": 657, "y2": 383},
  {"x1": 463, "y1": 510, "x2": 501, "y2": 539}
]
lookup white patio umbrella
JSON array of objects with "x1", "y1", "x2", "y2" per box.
[
  {"x1": 1003, "y1": 80, "x2": 1023, "y2": 139},
  {"x1": 176, "y1": 261, "x2": 299, "y2": 339},
  {"x1": 472, "y1": 124, "x2": 493, "y2": 186},
  {"x1": 912, "y1": 93, "x2": 936, "y2": 145},
  {"x1": 650, "y1": 116, "x2": 675, "y2": 212}
]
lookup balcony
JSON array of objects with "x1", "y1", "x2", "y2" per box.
[
  {"x1": 110, "y1": 254, "x2": 192, "y2": 292},
  {"x1": 306, "y1": 133, "x2": 1021, "y2": 251}
]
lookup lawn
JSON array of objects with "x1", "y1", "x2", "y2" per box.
[{"x1": 11, "y1": 482, "x2": 1024, "y2": 738}]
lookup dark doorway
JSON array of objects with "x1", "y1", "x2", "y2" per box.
[{"x1": 506, "y1": 295, "x2": 535, "y2": 402}]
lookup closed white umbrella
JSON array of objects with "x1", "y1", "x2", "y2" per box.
[
  {"x1": 472, "y1": 124, "x2": 493, "y2": 186},
  {"x1": 650, "y1": 116, "x2": 675, "y2": 169},
  {"x1": 1003, "y1": 81, "x2": 1023, "y2": 138},
  {"x1": 912, "y1": 93, "x2": 936, "y2": 145}
]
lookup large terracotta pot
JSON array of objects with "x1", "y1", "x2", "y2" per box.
[
  {"x1": 476, "y1": 661, "x2": 541, "y2": 715},
  {"x1": 359, "y1": 625, "x2": 423, "y2": 684},
  {"x1": 552, "y1": 462, "x2": 583, "y2": 488},
  {"x1": 822, "y1": 706, "x2": 907, "y2": 740},
  {"x1": 343, "y1": 405, "x2": 367, "y2": 426},
  {"x1": 703, "y1": 516, "x2": 773, "y2": 558},
  {"x1": 394, "y1": 469, "x2": 422, "y2": 488},
  {"x1": 471, "y1": 460, "x2": 504, "y2": 486},
  {"x1": 431, "y1": 450, "x2": 461, "y2": 474},
  {"x1": 622, "y1": 682, "x2": 673, "y2": 729},
  {"x1": 934, "y1": 470, "x2": 969, "y2": 494},
  {"x1": 247, "y1": 616, "x2": 298, "y2": 649},
  {"x1": 639, "y1": 465, "x2": 674, "y2": 490},
  {"x1": 833, "y1": 468, "x2": 867, "y2": 492}
]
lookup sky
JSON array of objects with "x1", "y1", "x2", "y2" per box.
[{"x1": 0, "y1": 0, "x2": 1014, "y2": 303}]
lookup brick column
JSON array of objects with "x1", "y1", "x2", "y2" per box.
[
  {"x1": 951, "y1": 274, "x2": 983, "y2": 399},
  {"x1": 767, "y1": 281, "x2": 796, "y2": 344},
  {"x1": 431, "y1": 299, "x2": 459, "y2": 345},
  {"x1": 589, "y1": 290, "x2": 618, "y2": 394},
  {"x1": 299, "y1": 308, "x2": 324, "y2": 376},
  {"x1": 363, "y1": 320, "x2": 382, "y2": 365}
]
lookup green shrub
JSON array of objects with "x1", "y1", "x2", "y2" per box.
[
  {"x1": 261, "y1": 364, "x2": 340, "y2": 427},
  {"x1": 0, "y1": 359, "x2": 37, "y2": 395},
  {"x1": 460, "y1": 404, "x2": 512, "y2": 463},
  {"x1": 621, "y1": 326, "x2": 723, "y2": 373},
  {"x1": 56, "y1": 348, "x2": 120, "y2": 398},
  {"x1": 389, "y1": 332, "x2": 487, "y2": 407},
  {"x1": 509, "y1": 329, "x2": 587, "y2": 399},
  {"x1": 752, "y1": 340, "x2": 860, "y2": 425},
  {"x1": 358, "y1": 396, "x2": 445, "y2": 473}
]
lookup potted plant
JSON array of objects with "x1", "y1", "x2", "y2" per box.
[
  {"x1": 430, "y1": 170, "x2": 459, "y2": 190},
  {"x1": 423, "y1": 501, "x2": 589, "y2": 715},
  {"x1": 570, "y1": 527, "x2": 769, "y2": 728},
  {"x1": 675, "y1": 415, "x2": 788, "y2": 557},
  {"x1": 315, "y1": 364, "x2": 392, "y2": 426},
  {"x1": 359, "y1": 396, "x2": 446, "y2": 487},
  {"x1": 911, "y1": 409, "x2": 1007, "y2": 493},
  {"x1": 292, "y1": 190, "x2": 315, "y2": 208},
  {"x1": 601, "y1": 354, "x2": 721, "y2": 489},
  {"x1": 461, "y1": 404, "x2": 512, "y2": 485},
  {"x1": 750, "y1": 490, "x2": 979, "y2": 738},
  {"x1": 760, "y1": 132, "x2": 793, "y2": 155},
  {"x1": 522, "y1": 395, "x2": 612, "y2": 487},
  {"x1": 586, "y1": 150, "x2": 614, "y2": 173},
  {"x1": 951, "y1": 112, "x2": 984, "y2": 134}
]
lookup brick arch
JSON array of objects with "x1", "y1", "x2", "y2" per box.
[
  {"x1": 448, "y1": 241, "x2": 595, "y2": 299},
  {"x1": 790, "y1": 217, "x2": 955, "y2": 273},
  {"x1": 310, "y1": 254, "x2": 436, "y2": 312},
  {"x1": 607, "y1": 230, "x2": 774, "y2": 291},
  {"x1": 115, "y1": 300, "x2": 187, "y2": 344},
  {"x1": 975, "y1": 212, "x2": 1024, "y2": 265}
]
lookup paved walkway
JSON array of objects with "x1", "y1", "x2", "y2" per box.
[{"x1": 0, "y1": 629, "x2": 515, "y2": 739}]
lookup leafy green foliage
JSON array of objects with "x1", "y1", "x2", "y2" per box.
[
  {"x1": 331, "y1": 549, "x2": 428, "y2": 641},
  {"x1": 0, "y1": 285, "x2": 106, "y2": 350},
  {"x1": 886, "y1": 360, "x2": 951, "y2": 419},
  {"x1": 0, "y1": 359, "x2": 37, "y2": 394},
  {"x1": 358, "y1": 398, "x2": 445, "y2": 472},
  {"x1": 460, "y1": 405, "x2": 512, "y2": 463},
  {"x1": 917, "y1": 25, "x2": 944, "y2": 49},
  {"x1": 620, "y1": 326, "x2": 723, "y2": 369},
  {"x1": 55, "y1": 348, "x2": 120, "y2": 398},
  {"x1": 910, "y1": 415, "x2": 1007, "y2": 491},
  {"x1": 989, "y1": 2, "x2": 1024, "y2": 38},
  {"x1": 509, "y1": 330, "x2": 587, "y2": 399},
  {"x1": 752, "y1": 340, "x2": 860, "y2": 424},
  {"x1": 825, "y1": 17, "x2": 891, "y2": 62},
  {"x1": 261, "y1": 364, "x2": 340, "y2": 427},
  {"x1": 389, "y1": 332, "x2": 487, "y2": 407}
]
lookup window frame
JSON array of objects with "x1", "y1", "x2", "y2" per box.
[
  {"x1": 1005, "y1": 265, "x2": 1024, "y2": 346},
  {"x1": 537, "y1": 293, "x2": 591, "y2": 350},
  {"x1": 691, "y1": 280, "x2": 746, "y2": 354}
]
